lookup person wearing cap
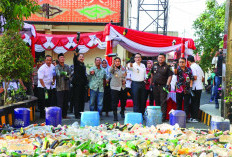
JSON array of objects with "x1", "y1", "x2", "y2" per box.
[
  {"x1": 55, "y1": 53, "x2": 71, "y2": 119},
  {"x1": 38, "y1": 55, "x2": 55, "y2": 118},
  {"x1": 150, "y1": 53, "x2": 173, "y2": 122},
  {"x1": 187, "y1": 55, "x2": 204, "y2": 122}
]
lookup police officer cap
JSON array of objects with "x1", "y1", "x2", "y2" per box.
[
  {"x1": 187, "y1": 55, "x2": 195, "y2": 62},
  {"x1": 58, "y1": 53, "x2": 64, "y2": 58},
  {"x1": 158, "y1": 53, "x2": 166, "y2": 58}
]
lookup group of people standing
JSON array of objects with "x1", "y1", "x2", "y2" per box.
[{"x1": 32, "y1": 49, "x2": 204, "y2": 123}]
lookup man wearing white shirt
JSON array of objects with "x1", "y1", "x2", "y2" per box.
[
  {"x1": 127, "y1": 53, "x2": 146, "y2": 115},
  {"x1": 38, "y1": 55, "x2": 55, "y2": 118},
  {"x1": 187, "y1": 55, "x2": 204, "y2": 123}
]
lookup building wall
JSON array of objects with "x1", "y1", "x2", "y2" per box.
[{"x1": 33, "y1": 0, "x2": 129, "y2": 66}]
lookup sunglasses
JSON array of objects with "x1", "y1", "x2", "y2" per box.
[{"x1": 179, "y1": 61, "x2": 185, "y2": 63}]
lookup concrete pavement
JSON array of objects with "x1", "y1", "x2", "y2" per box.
[{"x1": 34, "y1": 101, "x2": 210, "y2": 129}]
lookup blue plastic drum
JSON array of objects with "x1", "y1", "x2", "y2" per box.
[
  {"x1": 145, "y1": 106, "x2": 162, "y2": 126},
  {"x1": 211, "y1": 121, "x2": 230, "y2": 131},
  {"x1": 81, "y1": 111, "x2": 100, "y2": 127},
  {"x1": 46, "y1": 107, "x2": 62, "y2": 127},
  {"x1": 169, "y1": 110, "x2": 186, "y2": 128},
  {"x1": 14, "y1": 108, "x2": 30, "y2": 128},
  {"x1": 124, "y1": 113, "x2": 143, "y2": 125}
]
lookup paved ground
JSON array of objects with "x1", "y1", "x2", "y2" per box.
[
  {"x1": 200, "y1": 91, "x2": 221, "y2": 116},
  {"x1": 34, "y1": 91, "x2": 212, "y2": 129}
]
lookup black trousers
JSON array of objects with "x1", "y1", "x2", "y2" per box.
[
  {"x1": 51, "y1": 88, "x2": 57, "y2": 106},
  {"x1": 38, "y1": 87, "x2": 52, "y2": 118},
  {"x1": 145, "y1": 89, "x2": 154, "y2": 106},
  {"x1": 33, "y1": 85, "x2": 39, "y2": 98},
  {"x1": 153, "y1": 85, "x2": 168, "y2": 119},
  {"x1": 102, "y1": 85, "x2": 112, "y2": 112},
  {"x1": 57, "y1": 90, "x2": 69, "y2": 118},
  {"x1": 24, "y1": 81, "x2": 33, "y2": 95},
  {"x1": 131, "y1": 81, "x2": 146, "y2": 114},
  {"x1": 190, "y1": 90, "x2": 202, "y2": 119},
  {"x1": 176, "y1": 92, "x2": 191, "y2": 116},
  {"x1": 69, "y1": 86, "x2": 74, "y2": 112},
  {"x1": 111, "y1": 89, "x2": 127, "y2": 112},
  {"x1": 33, "y1": 85, "x2": 39, "y2": 110},
  {"x1": 73, "y1": 85, "x2": 86, "y2": 118}
]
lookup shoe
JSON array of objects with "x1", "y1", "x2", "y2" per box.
[
  {"x1": 187, "y1": 118, "x2": 192, "y2": 123},
  {"x1": 191, "y1": 119, "x2": 199, "y2": 123},
  {"x1": 63, "y1": 116, "x2": 71, "y2": 119},
  {"x1": 162, "y1": 118, "x2": 168, "y2": 123},
  {"x1": 40, "y1": 114, "x2": 45, "y2": 119},
  {"x1": 120, "y1": 111, "x2": 125, "y2": 118},
  {"x1": 75, "y1": 115, "x2": 80, "y2": 119},
  {"x1": 113, "y1": 111, "x2": 118, "y2": 121},
  {"x1": 209, "y1": 99, "x2": 213, "y2": 103}
]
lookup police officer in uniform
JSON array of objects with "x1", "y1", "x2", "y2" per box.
[{"x1": 150, "y1": 53, "x2": 173, "y2": 122}]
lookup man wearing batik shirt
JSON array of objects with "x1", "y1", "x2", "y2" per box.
[
  {"x1": 174, "y1": 57, "x2": 193, "y2": 121},
  {"x1": 55, "y1": 53, "x2": 71, "y2": 118}
]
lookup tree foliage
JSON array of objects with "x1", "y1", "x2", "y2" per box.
[
  {"x1": 193, "y1": 0, "x2": 225, "y2": 72},
  {"x1": 0, "y1": 31, "x2": 34, "y2": 104},
  {"x1": 0, "y1": 0, "x2": 40, "y2": 31}
]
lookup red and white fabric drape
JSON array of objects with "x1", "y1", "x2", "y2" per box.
[
  {"x1": 104, "y1": 24, "x2": 196, "y2": 57},
  {"x1": 23, "y1": 32, "x2": 106, "y2": 54}
]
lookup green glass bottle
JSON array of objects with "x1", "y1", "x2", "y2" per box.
[
  {"x1": 126, "y1": 141, "x2": 138, "y2": 152},
  {"x1": 45, "y1": 89, "x2": 48, "y2": 100},
  {"x1": 10, "y1": 152, "x2": 20, "y2": 157},
  {"x1": 119, "y1": 125, "x2": 127, "y2": 131},
  {"x1": 107, "y1": 124, "x2": 114, "y2": 130},
  {"x1": 59, "y1": 152, "x2": 76, "y2": 157}
]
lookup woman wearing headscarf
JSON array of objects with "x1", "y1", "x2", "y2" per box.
[
  {"x1": 145, "y1": 60, "x2": 154, "y2": 106},
  {"x1": 101, "y1": 59, "x2": 112, "y2": 116}
]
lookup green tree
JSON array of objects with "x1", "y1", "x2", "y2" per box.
[
  {"x1": 0, "y1": 0, "x2": 40, "y2": 31},
  {"x1": 193, "y1": 0, "x2": 225, "y2": 72},
  {"x1": 0, "y1": 31, "x2": 34, "y2": 104}
]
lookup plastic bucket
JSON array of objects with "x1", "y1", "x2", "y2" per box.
[
  {"x1": 46, "y1": 107, "x2": 62, "y2": 127},
  {"x1": 145, "y1": 106, "x2": 162, "y2": 126},
  {"x1": 211, "y1": 121, "x2": 230, "y2": 131},
  {"x1": 124, "y1": 113, "x2": 143, "y2": 125},
  {"x1": 169, "y1": 110, "x2": 186, "y2": 128},
  {"x1": 81, "y1": 111, "x2": 100, "y2": 127},
  {"x1": 14, "y1": 108, "x2": 30, "y2": 128}
]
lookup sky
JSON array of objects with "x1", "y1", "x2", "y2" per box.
[{"x1": 129, "y1": 0, "x2": 226, "y2": 39}]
